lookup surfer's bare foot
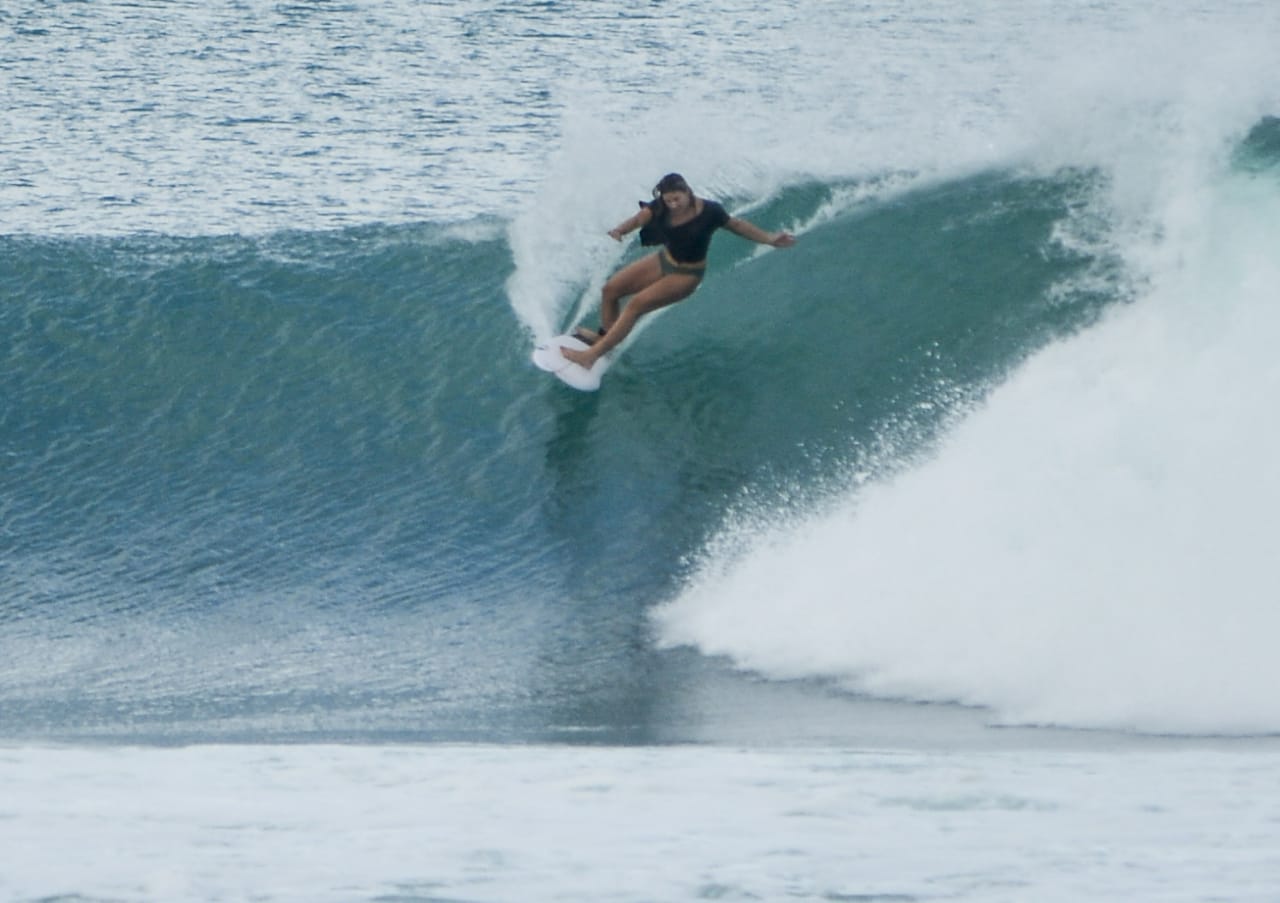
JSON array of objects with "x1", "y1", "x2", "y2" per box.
[{"x1": 561, "y1": 345, "x2": 596, "y2": 368}]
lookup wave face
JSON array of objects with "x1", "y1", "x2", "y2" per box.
[
  {"x1": 1, "y1": 166, "x2": 1121, "y2": 740},
  {"x1": 4, "y1": 0, "x2": 1280, "y2": 741},
  {"x1": 657, "y1": 120, "x2": 1280, "y2": 736}
]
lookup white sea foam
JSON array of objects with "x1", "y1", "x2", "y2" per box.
[
  {"x1": 3, "y1": 742, "x2": 1278, "y2": 902},
  {"x1": 656, "y1": 21, "x2": 1280, "y2": 734}
]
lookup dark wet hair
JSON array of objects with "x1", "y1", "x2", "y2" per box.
[{"x1": 653, "y1": 173, "x2": 693, "y2": 199}]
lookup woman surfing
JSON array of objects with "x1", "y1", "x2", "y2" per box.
[{"x1": 560, "y1": 173, "x2": 796, "y2": 369}]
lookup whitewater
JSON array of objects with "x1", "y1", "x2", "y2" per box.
[
  {"x1": 4, "y1": 0, "x2": 1280, "y2": 900},
  {"x1": 653, "y1": 14, "x2": 1280, "y2": 737},
  {"x1": 656, "y1": 132, "x2": 1280, "y2": 735}
]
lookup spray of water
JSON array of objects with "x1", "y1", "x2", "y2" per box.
[{"x1": 655, "y1": 26, "x2": 1280, "y2": 735}]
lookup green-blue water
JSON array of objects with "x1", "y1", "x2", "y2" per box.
[
  {"x1": 7, "y1": 5, "x2": 1280, "y2": 902},
  {"x1": 2, "y1": 168, "x2": 1123, "y2": 741},
  {"x1": 4, "y1": 0, "x2": 1279, "y2": 743}
]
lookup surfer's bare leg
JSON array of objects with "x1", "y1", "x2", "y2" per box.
[
  {"x1": 561, "y1": 272, "x2": 700, "y2": 368},
  {"x1": 599, "y1": 253, "x2": 662, "y2": 332}
]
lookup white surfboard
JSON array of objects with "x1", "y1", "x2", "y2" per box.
[{"x1": 531, "y1": 333, "x2": 613, "y2": 392}]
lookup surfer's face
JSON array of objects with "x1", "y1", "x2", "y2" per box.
[{"x1": 661, "y1": 189, "x2": 693, "y2": 212}]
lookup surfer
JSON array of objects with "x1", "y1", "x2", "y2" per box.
[{"x1": 560, "y1": 173, "x2": 796, "y2": 369}]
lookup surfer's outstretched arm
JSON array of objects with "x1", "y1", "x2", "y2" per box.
[
  {"x1": 725, "y1": 216, "x2": 796, "y2": 248},
  {"x1": 608, "y1": 206, "x2": 653, "y2": 242}
]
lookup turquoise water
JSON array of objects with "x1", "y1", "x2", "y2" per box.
[
  {"x1": 7, "y1": 3, "x2": 1280, "y2": 901},
  {"x1": 3, "y1": 2, "x2": 1280, "y2": 743},
  {"x1": 1, "y1": 165, "x2": 1129, "y2": 741}
]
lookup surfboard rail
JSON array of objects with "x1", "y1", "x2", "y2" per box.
[{"x1": 531, "y1": 334, "x2": 612, "y2": 391}]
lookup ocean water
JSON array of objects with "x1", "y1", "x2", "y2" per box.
[{"x1": 4, "y1": 1, "x2": 1280, "y2": 900}]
